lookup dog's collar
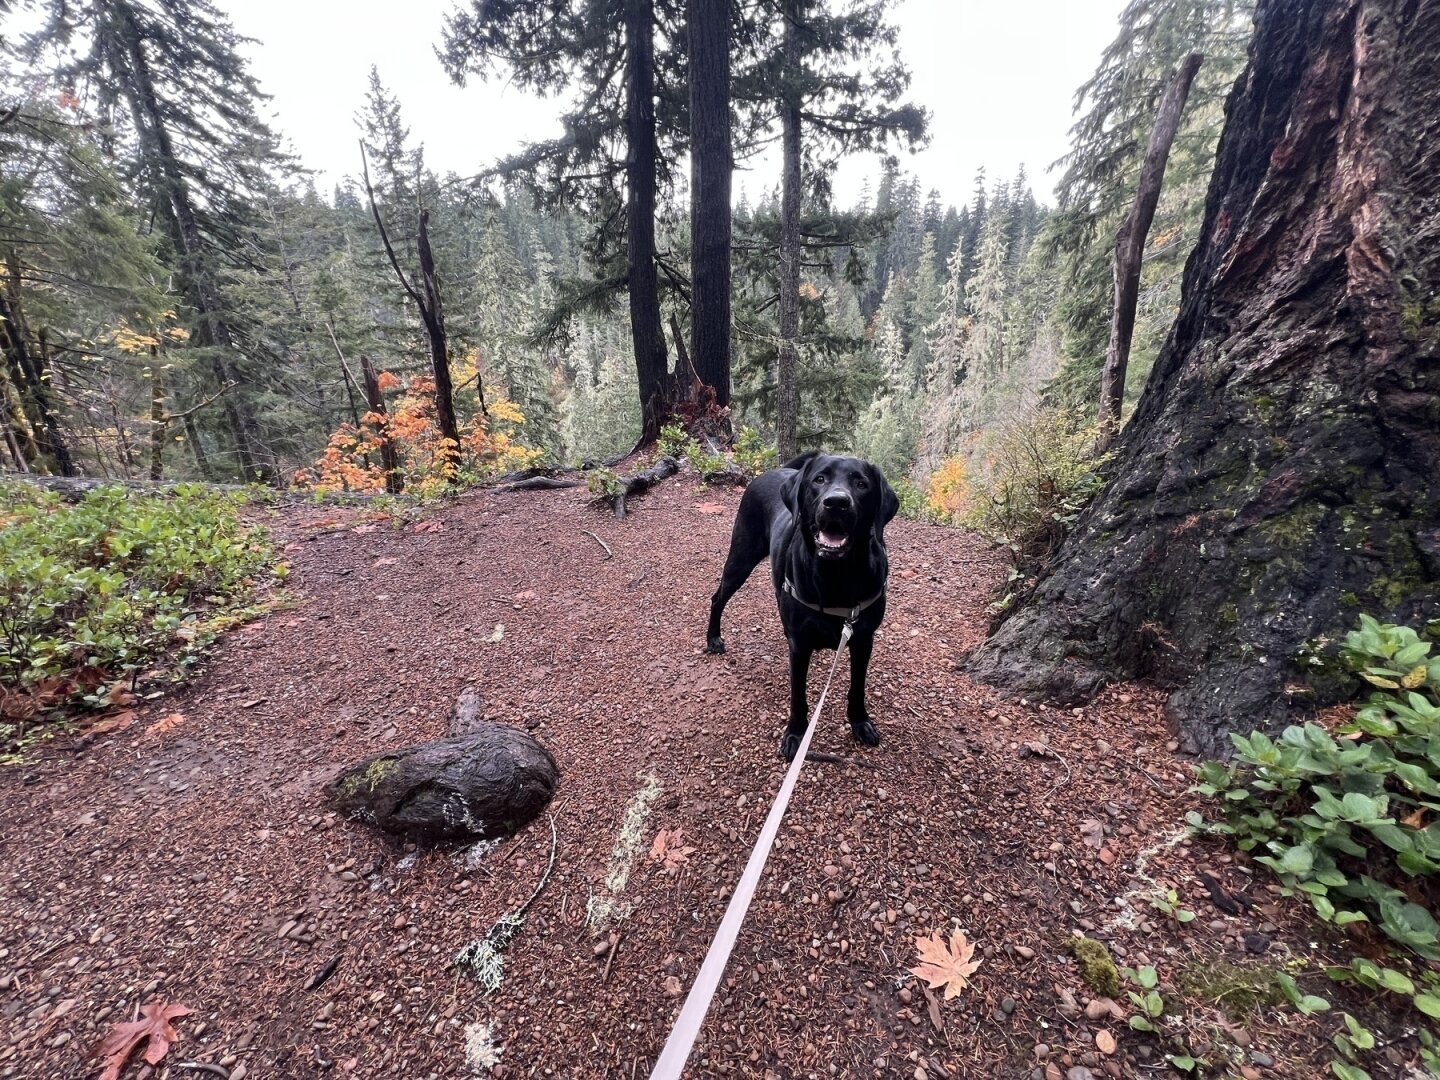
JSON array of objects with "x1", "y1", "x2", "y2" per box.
[{"x1": 782, "y1": 577, "x2": 886, "y2": 625}]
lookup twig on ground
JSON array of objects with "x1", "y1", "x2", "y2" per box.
[
  {"x1": 601, "y1": 930, "x2": 622, "y2": 985},
  {"x1": 176, "y1": 1064, "x2": 230, "y2": 1079},
  {"x1": 1129, "y1": 757, "x2": 1179, "y2": 799},
  {"x1": 584, "y1": 530, "x2": 613, "y2": 560}
]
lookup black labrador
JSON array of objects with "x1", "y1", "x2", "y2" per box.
[{"x1": 705, "y1": 452, "x2": 899, "y2": 761}]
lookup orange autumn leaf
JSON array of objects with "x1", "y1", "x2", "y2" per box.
[
  {"x1": 92, "y1": 1001, "x2": 192, "y2": 1080},
  {"x1": 910, "y1": 929, "x2": 982, "y2": 1000},
  {"x1": 649, "y1": 827, "x2": 696, "y2": 873},
  {"x1": 145, "y1": 712, "x2": 186, "y2": 738}
]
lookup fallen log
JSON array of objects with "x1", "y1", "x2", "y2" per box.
[{"x1": 603, "y1": 455, "x2": 679, "y2": 519}]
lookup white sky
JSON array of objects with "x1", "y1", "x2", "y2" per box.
[{"x1": 231, "y1": 0, "x2": 1128, "y2": 209}]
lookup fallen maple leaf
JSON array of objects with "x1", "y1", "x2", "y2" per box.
[
  {"x1": 144, "y1": 712, "x2": 186, "y2": 738},
  {"x1": 1079, "y1": 818, "x2": 1106, "y2": 849},
  {"x1": 352, "y1": 523, "x2": 378, "y2": 534},
  {"x1": 412, "y1": 520, "x2": 445, "y2": 533},
  {"x1": 649, "y1": 828, "x2": 696, "y2": 873},
  {"x1": 910, "y1": 928, "x2": 982, "y2": 1000},
  {"x1": 86, "y1": 710, "x2": 136, "y2": 736},
  {"x1": 92, "y1": 1001, "x2": 192, "y2": 1080},
  {"x1": 104, "y1": 681, "x2": 137, "y2": 707},
  {"x1": 693, "y1": 502, "x2": 727, "y2": 514}
]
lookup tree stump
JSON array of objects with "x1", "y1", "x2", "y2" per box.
[{"x1": 325, "y1": 725, "x2": 558, "y2": 843}]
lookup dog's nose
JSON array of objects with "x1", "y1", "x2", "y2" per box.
[{"x1": 822, "y1": 491, "x2": 852, "y2": 511}]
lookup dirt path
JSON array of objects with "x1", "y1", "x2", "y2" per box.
[{"x1": 0, "y1": 478, "x2": 1338, "y2": 1079}]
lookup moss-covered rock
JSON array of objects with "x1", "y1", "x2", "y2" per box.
[{"x1": 1066, "y1": 935, "x2": 1121, "y2": 998}]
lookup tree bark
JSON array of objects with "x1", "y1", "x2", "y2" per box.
[
  {"x1": 968, "y1": 0, "x2": 1440, "y2": 758},
  {"x1": 0, "y1": 283, "x2": 74, "y2": 476},
  {"x1": 775, "y1": 5, "x2": 803, "y2": 462},
  {"x1": 1096, "y1": 52, "x2": 1204, "y2": 452},
  {"x1": 361, "y1": 355, "x2": 404, "y2": 495},
  {"x1": 687, "y1": 0, "x2": 732, "y2": 409},
  {"x1": 624, "y1": 0, "x2": 671, "y2": 443},
  {"x1": 182, "y1": 412, "x2": 214, "y2": 481},
  {"x1": 149, "y1": 357, "x2": 165, "y2": 481},
  {"x1": 416, "y1": 208, "x2": 462, "y2": 472}
]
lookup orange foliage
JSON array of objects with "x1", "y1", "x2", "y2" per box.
[
  {"x1": 925, "y1": 456, "x2": 971, "y2": 523},
  {"x1": 294, "y1": 372, "x2": 541, "y2": 495}
]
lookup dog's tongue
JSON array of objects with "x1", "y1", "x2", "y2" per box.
[{"x1": 818, "y1": 529, "x2": 848, "y2": 549}]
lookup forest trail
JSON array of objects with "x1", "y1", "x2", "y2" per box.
[{"x1": 0, "y1": 479, "x2": 1297, "y2": 1079}]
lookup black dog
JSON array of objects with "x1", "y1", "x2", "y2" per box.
[{"x1": 706, "y1": 452, "x2": 899, "y2": 761}]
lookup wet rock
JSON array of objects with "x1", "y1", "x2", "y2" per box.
[{"x1": 326, "y1": 725, "x2": 558, "y2": 843}]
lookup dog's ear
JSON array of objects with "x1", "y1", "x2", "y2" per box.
[
  {"x1": 870, "y1": 463, "x2": 899, "y2": 538},
  {"x1": 780, "y1": 453, "x2": 817, "y2": 517}
]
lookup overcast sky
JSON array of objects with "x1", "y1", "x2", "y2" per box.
[{"x1": 231, "y1": 0, "x2": 1128, "y2": 210}]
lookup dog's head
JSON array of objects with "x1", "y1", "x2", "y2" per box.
[{"x1": 781, "y1": 453, "x2": 899, "y2": 560}]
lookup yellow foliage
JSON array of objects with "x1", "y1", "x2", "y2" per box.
[{"x1": 925, "y1": 456, "x2": 971, "y2": 524}]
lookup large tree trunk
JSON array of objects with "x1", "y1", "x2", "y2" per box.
[
  {"x1": 969, "y1": 0, "x2": 1440, "y2": 759},
  {"x1": 687, "y1": 0, "x2": 732, "y2": 410},
  {"x1": 116, "y1": 1, "x2": 266, "y2": 479},
  {"x1": 1096, "y1": 51, "x2": 1203, "y2": 452},
  {"x1": 624, "y1": 0, "x2": 671, "y2": 444},
  {"x1": 775, "y1": 5, "x2": 803, "y2": 462}
]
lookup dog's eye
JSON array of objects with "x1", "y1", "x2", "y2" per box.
[
  {"x1": 855, "y1": 476, "x2": 869, "y2": 489},
  {"x1": 812, "y1": 474, "x2": 826, "y2": 486}
]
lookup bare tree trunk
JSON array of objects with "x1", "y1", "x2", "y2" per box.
[
  {"x1": 360, "y1": 145, "x2": 462, "y2": 480},
  {"x1": 416, "y1": 208, "x2": 461, "y2": 470},
  {"x1": 149, "y1": 358, "x2": 166, "y2": 481},
  {"x1": 625, "y1": 0, "x2": 671, "y2": 444},
  {"x1": 1096, "y1": 52, "x2": 1204, "y2": 451},
  {"x1": 182, "y1": 412, "x2": 214, "y2": 481},
  {"x1": 775, "y1": 5, "x2": 803, "y2": 462},
  {"x1": 0, "y1": 284, "x2": 75, "y2": 476},
  {"x1": 687, "y1": 0, "x2": 732, "y2": 410},
  {"x1": 970, "y1": 0, "x2": 1440, "y2": 757},
  {"x1": 361, "y1": 355, "x2": 404, "y2": 495}
]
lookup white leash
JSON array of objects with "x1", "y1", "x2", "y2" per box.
[{"x1": 649, "y1": 621, "x2": 854, "y2": 1080}]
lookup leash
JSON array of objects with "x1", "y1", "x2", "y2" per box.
[{"x1": 649, "y1": 620, "x2": 855, "y2": 1080}]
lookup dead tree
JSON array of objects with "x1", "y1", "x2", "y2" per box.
[
  {"x1": 360, "y1": 142, "x2": 465, "y2": 479},
  {"x1": 1096, "y1": 52, "x2": 1204, "y2": 451}
]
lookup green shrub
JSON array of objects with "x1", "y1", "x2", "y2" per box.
[
  {"x1": 0, "y1": 483, "x2": 275, "y2": 728},
  {"x1": 965, "y1": 407, "x2": 1107, "y2": 567},
  {"x1": 732, "y1": 426, "x2": 778, "y2": 477},
  {"x1": 657, "y1": 423, "x2": 694, "y2": 460},
  {"x1": 1195, "y1": 616, "x2": 1440, "y2": 965}
]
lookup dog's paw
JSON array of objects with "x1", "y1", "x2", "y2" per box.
[
  {"x1": 705, "y1": 636, "x2": 727, "y2": 655},
  {"x1": 850, "y1": 716, "x2": 881, "y2": 747},
  {"x1": 779, "y1": 732, "x2": 803, "y2": 762}
]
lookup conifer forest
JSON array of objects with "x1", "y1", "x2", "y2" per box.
[{"x1": 1, "y1": 0, "x2": 1437, "y2": 1078}]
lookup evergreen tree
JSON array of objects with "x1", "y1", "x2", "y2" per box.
[{"x1": 26, "y1": 0, "x2": 289, "y2": 477}]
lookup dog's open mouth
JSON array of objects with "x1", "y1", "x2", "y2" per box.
[{"x1": 813, "y1": 526, "x2": 851, "y2": 558}]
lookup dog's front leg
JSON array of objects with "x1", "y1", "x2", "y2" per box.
[
  {"x1": 781, "y1": 637, "x2": 814, "y2": 761},
  {"x1": 845, "y1": 632, "x2": 881, "y2": 747}
]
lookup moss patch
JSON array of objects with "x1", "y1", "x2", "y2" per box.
[
  {"x1": 1066, "y1": 935, "x2": 1121, "y2": 998},
  {"x1": 340, "y1": 756, "x2": 398, "y2": 797},
  {"x1": 1176, "y1": 960, "x2": 1287, "y2": 1020}
]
